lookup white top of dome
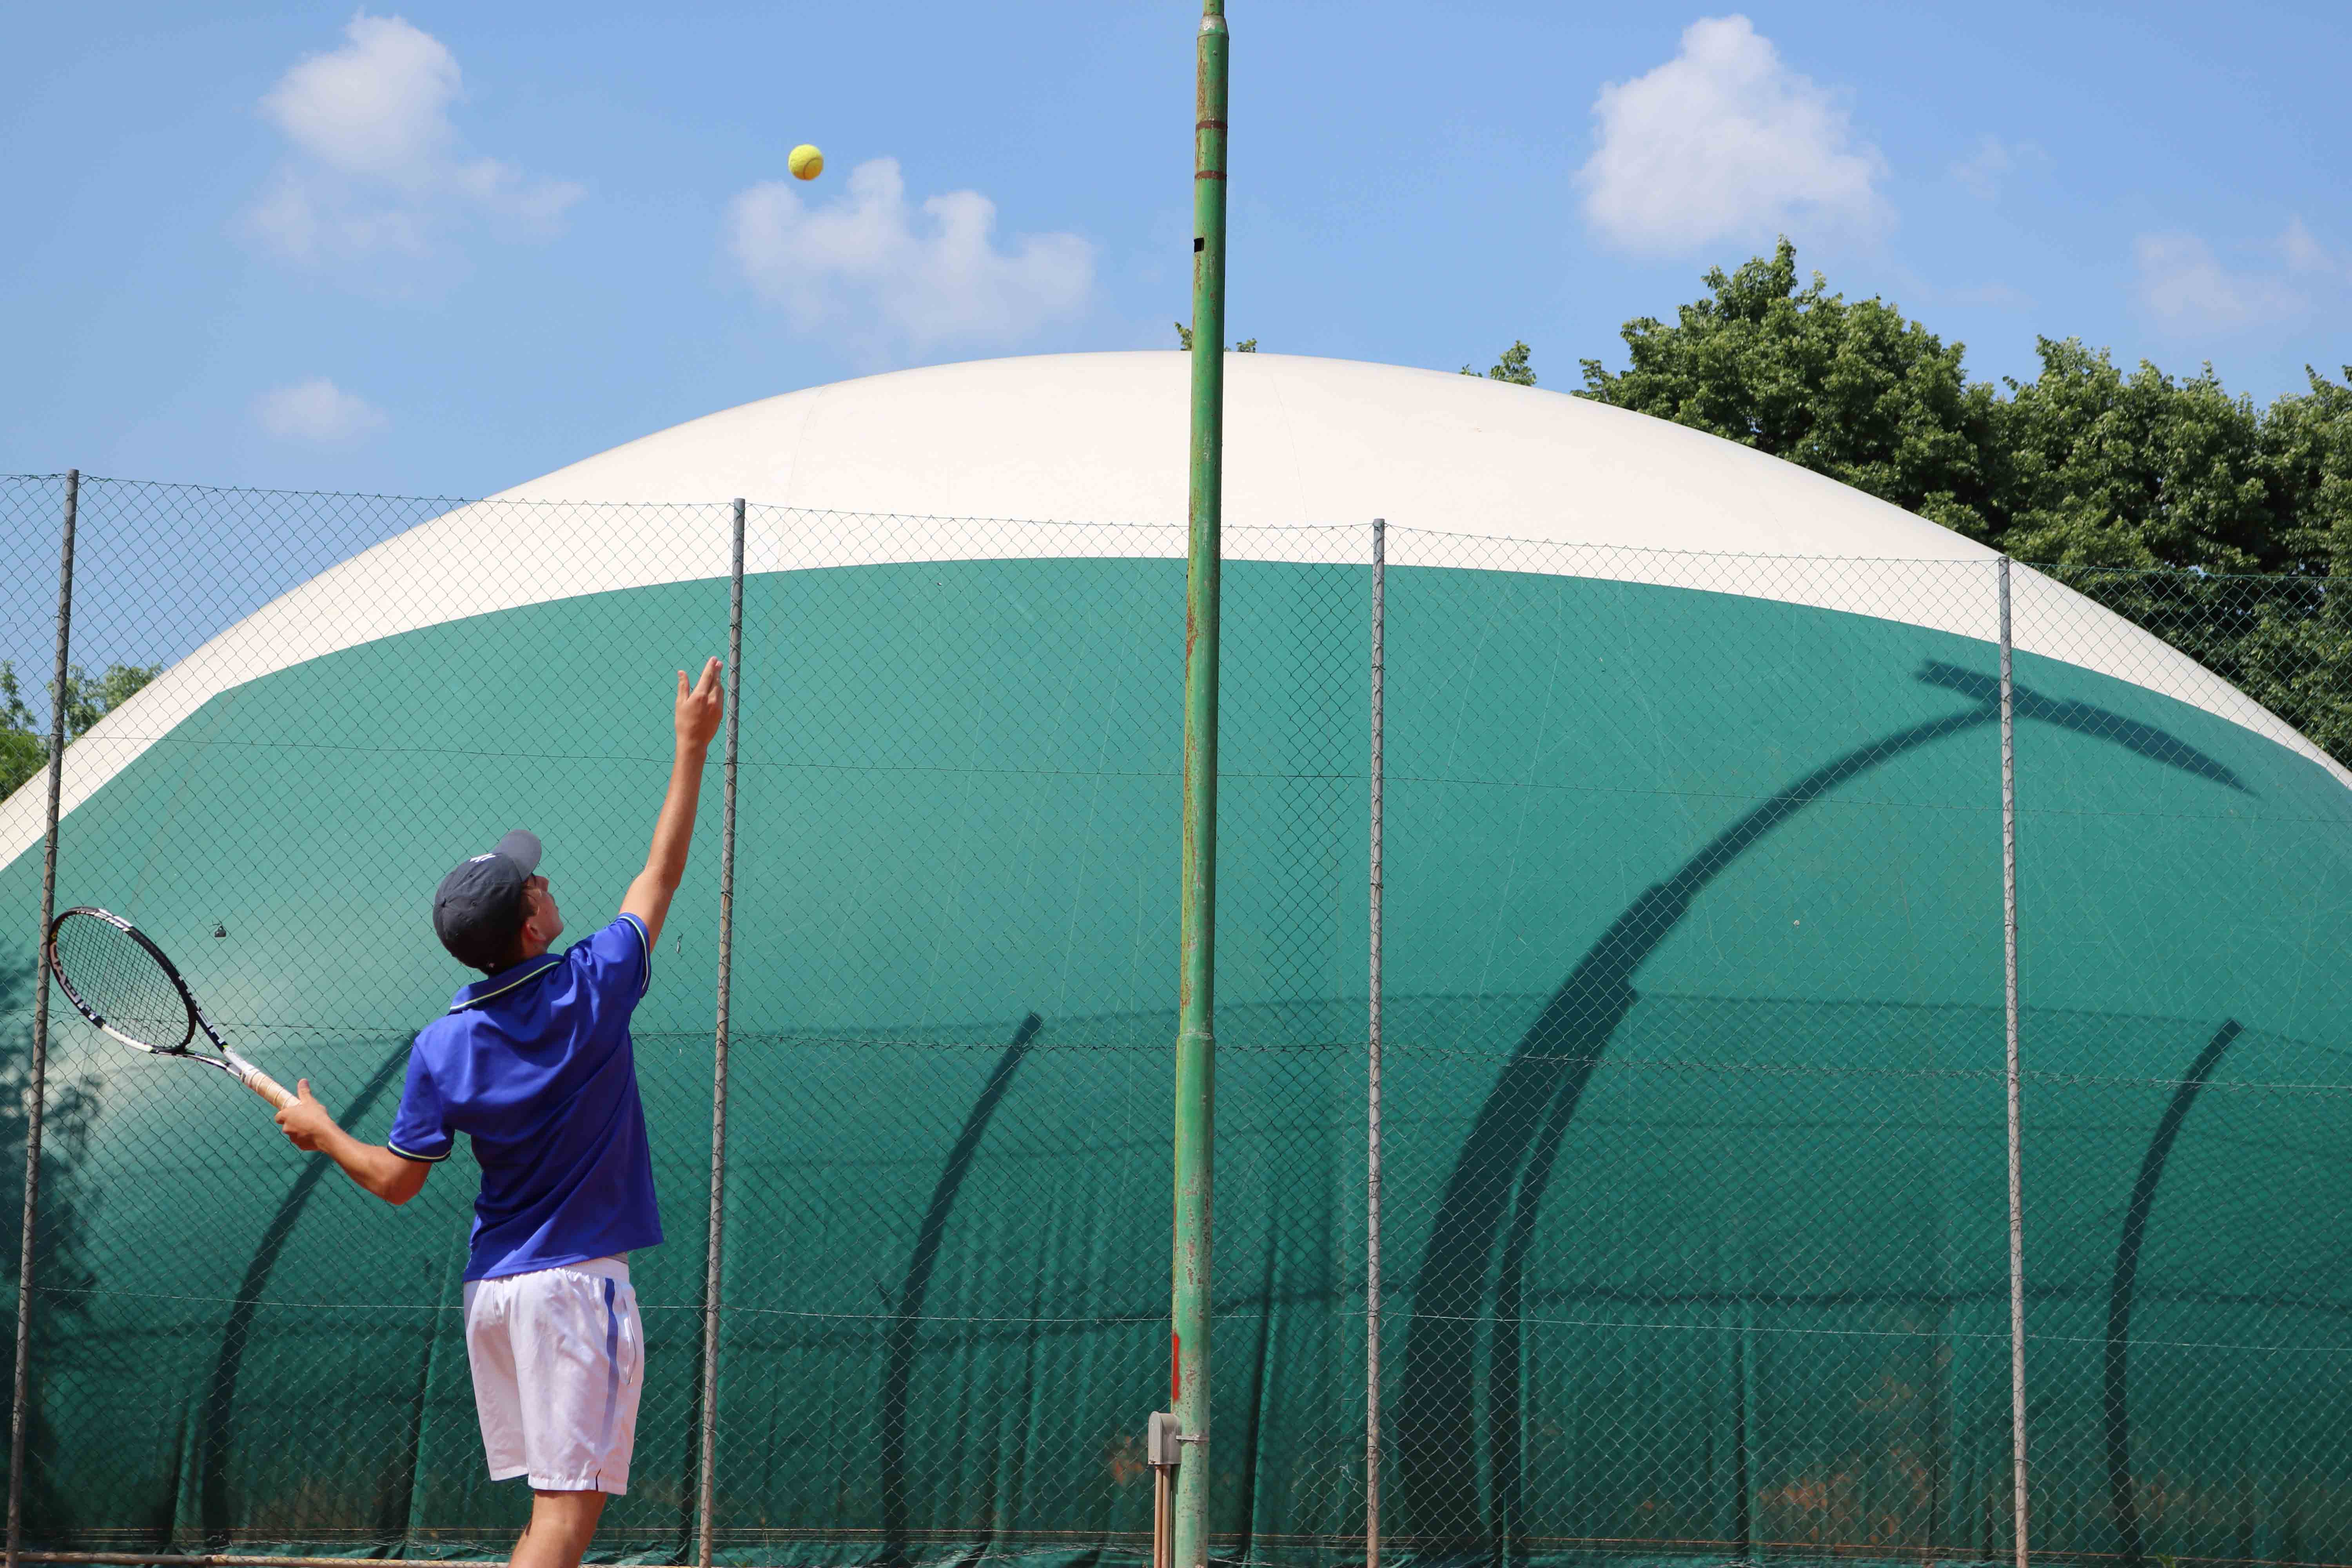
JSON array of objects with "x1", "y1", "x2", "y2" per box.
[
  {"x1": 3, "y1": 352, "x2": 2339, "y2": 862},
  {"x1": 498, "y1": 350, "x2": 1993, "y2": 555}
]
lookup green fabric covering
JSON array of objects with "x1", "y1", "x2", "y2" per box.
[{"x1": 2, "y1": 559, "x2": 2348, "y2": 1567}]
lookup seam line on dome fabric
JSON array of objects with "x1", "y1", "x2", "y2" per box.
[
  {"x1": 78, "y1": 733, "x2": 2340, "y2": 824},
  {"x1": 27, "y1": 1284, "x2": 2349, "y2": 1356}
]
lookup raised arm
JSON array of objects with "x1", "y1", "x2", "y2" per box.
[{"x1": 622, "y1": 657, "x2": 725, "y2": 950}]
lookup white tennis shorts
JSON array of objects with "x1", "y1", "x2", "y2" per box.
[{"x1": 462, "y1": 1256, "x2": 644, "y2": 1495}]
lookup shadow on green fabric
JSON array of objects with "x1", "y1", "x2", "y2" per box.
[
  {"x1": 197, "y1": 1036, "x2": 416, "y2": 1549},
  {"x1": 2105, "y1": 1016, "x2": 2245, "y2": 1566},
  {"x1": 1401, "y1": 661, "x2": 2249, "y2": 1561},
  {"x1": 877, "y1": 1011, "x2": 1044, "y2": 1567},
  {"x1": 1917, "y1": 661, "x2": 2247, "y2": 792},
  {"x1": 1, "y1": 960, "x2": 102, "y2": 1539}
]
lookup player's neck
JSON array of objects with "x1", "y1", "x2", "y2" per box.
[{"x1": 486, "y1": 936, "x2": 554, "y2": 975}]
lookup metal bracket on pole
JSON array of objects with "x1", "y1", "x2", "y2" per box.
[{"x1": 1147, "y1": 1411, "x2": 1183, "y2": 1469}]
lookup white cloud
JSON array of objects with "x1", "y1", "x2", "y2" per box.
[
  {"x1": 243, "y1": 13, "x2": 582, "y2": 266},
  {"x1": 254, "y1": 378, "x2": 388, "y2": 443},
  {"x1": 1577, "y1": 16, "x2": 1889, "y2": 254},
  {"x1": 2279, "y1": 216, "x2": 2350, "y2": 280},
  {"x1": 727, "y1": 158, "x2": 1094, "y2": 352},
  {"x1": 2133, "y1": 233, "x2": 2305, "y2": 332},
  {"x1": 1951, "y1": 136, "x2": 2046, "y2": 200},
  {"x1": 2130, "y1": 219, "x2": 2352, "y2": 336},
  {"x1": 2281, "y1": 217, "x2": 2329, "y2": 274},
  {"x1": 261, "y1": 13, "x2": 458, "y2": 185}
]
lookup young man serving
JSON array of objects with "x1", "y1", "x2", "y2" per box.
[{"x1": 275, "y1": 658, "x2": 726, "y2": 1568}]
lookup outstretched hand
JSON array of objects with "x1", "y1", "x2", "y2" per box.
[
  {"x1": 676, "y1": 657, "x2": 724, "y2": 752},
  {"x1": 274, "y1": 1078, "x2": 336, "y2": 1152}
]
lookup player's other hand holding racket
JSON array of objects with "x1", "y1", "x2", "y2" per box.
[{"x1": 274, "y1": 1080, "x2": 338, "y2": 1150}]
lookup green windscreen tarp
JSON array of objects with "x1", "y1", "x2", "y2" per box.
[{"x1": 3, "y1": 548, "x2": 2348, "y2": 1568}]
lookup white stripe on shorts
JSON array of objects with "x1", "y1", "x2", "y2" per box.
[{"x1": 461, "y1": 1256, "x2": 644, "y2": 1495}]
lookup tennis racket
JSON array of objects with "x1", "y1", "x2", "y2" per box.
[{"x1": 45, "y1": 906, "x2": 296, "y2": 1112}]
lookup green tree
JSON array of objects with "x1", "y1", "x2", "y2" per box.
[
  {"x1": 1172, "y1": 322, "x2": 1257, "y2": 352},
  {"x1": 1462, "y1": 341, "x2": 1537, "y2": 386},
  {"x1": 0, "y1": 663, "x2": 42, "y2": 799},
  {"x1": 1946, "y1": 351, "x2": 2352, "y2": 756},
  {"x1": 1577, "y1": 240, "x2": 2001, "y2": 539},
  {"x1": 1996, "y1": 339, "x2": 2275, "y2": 571},
  {"x1": 62, "y1": 662, "x2": 161, "y2": 737},
  {"x1": 0, "y1": 660, "x2": 162, "y2": 800},
  {"x1": 1572, "y1": 238, "x2": 2352, "y2": 762},
  {"x1": 2259, "y1": 367, "x2": 2352, "y2": 575}
]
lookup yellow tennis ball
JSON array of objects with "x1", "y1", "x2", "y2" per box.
[{"x1": 788, "y1": 144, "x2": 824, "y2": 181}]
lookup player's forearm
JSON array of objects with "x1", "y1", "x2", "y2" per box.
[
  {"x1": 316, "y1": 1125, "x2": 427, "y2": 1205},
  {"x1": 641, "y1": 739, "x2": 709, "y2": 891},
  {"x1": 622, "y1": 738, "x2": 709, "y2": 946},
  {"x1": 624, "y1": 658, "x2": 724, "y2": 948}
]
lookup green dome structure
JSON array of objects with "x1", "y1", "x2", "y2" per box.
[{"x1": 4, "y1": 353, "x2": 2348, "y2": 1568}]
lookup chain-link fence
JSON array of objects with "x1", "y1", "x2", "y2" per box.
[{"x1": 2, "y1": 474, "x2": 2349, "y2": 1568}]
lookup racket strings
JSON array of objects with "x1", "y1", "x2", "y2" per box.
[{"x1": 51, "y1": 916, "x2": 193, "y2": 1051}]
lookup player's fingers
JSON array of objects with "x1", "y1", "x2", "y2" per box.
[
  {"x1": 698, "y1": 656, "x2": 723, "y2": 696},
  {"x1": 676, "y1": 669, "x2": 689, "y2": 700},
  {"x1": 297, "y1": 1076, "x2": 317, "y2": 1103}
]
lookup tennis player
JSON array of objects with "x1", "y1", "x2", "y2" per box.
[{"x1": 274, "y1": 658, "x2": 726, "y2": 1568}]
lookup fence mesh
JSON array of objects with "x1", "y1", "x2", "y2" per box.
[
  {"x1": 2012, "y1": 567, "x2": 2352, "y2": 1568},
  {"x1": 1376, "y1": 535, "x2": 2013, "y2": 1565},
  {"x1": 0, "y1": 476, "x2": 2347, "y2": 1568}
]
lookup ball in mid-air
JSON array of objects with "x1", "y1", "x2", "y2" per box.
[{"x1": 788, "y1": 144, "x2": 824, "y2": 181}]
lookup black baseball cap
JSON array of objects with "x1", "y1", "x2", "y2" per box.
[{"x1": 433, "y1": 830, "x2": 544, "y2": 970}]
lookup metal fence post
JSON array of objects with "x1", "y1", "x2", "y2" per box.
[
  {"x1": 2000, "y1": 555, "x2": 2030, "y2": 1568},
  {"x1": 1365, "y1": 518, "x2": 1385, "y2": 1568},
  {"x1": 695, "y1": 498, "x2": 746, "y2": 1568},
  {"x1": 7, "y1": 470, "x2": 78, "y2": 1568},
  {"x1": 1171, "y1": 9, "x2": 1230, "y2": 1567}
]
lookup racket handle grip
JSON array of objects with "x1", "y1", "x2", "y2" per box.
[{"x1": 243, "y1": 1067, "x2": 297, "y2": 1112}]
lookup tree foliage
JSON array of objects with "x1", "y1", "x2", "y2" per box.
[
  {"x1": 1568, "y1": 238, "x2": 2352, "y2": 762},
  {"x1": 1463, "y1": 341, "x2": 1537, "y2": 386},
  {"x1": 1172, "y1": 323, "x2": 1257, "y2": 352},
  {"x1": 0, "y1": 661, "x2": 161, "y2": 799},
  {"x1": 1572, "y1": 237, "x2": 2352, "y2": 571},
  {"x1": 1576, "y1": 241, "x2": 1998, "y2": 537}
]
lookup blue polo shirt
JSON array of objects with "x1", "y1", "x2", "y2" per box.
[{"x1": 389, "y1": 913, "x2": 664, "y2": 1281}]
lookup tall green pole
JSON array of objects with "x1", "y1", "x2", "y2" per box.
[{"x1": 1172, "y1": 6, "x2": 1227, "y2": 1568}]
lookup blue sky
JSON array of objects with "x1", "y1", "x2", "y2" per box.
[{"x1": 4, "y1": 1, "x2": 2348, "y2": 499}]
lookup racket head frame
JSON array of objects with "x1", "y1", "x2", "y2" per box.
[
  {"x1": 43, "y1": 906, "x2": 289, "y2": 1107},
  {"x1": 45, "y1": 905, "x2": 199, "y2": 1057}
]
